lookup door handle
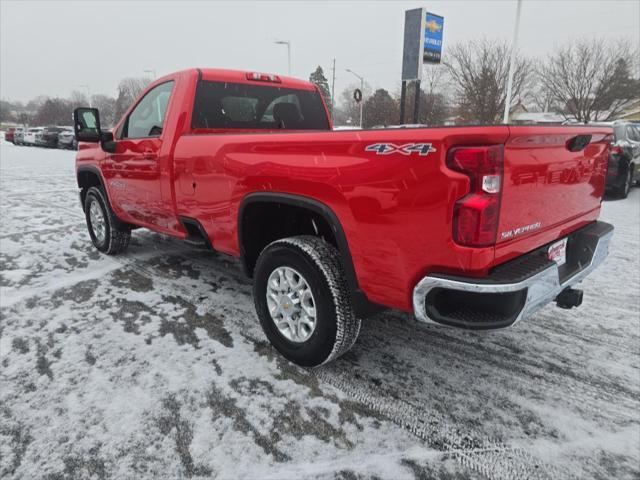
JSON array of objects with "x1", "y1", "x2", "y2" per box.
[{"x1": 143, "y1": 150, "x2": 157, "y2": 160}]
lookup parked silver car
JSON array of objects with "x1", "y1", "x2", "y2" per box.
[
  {"x1": 57, "y1": 128, "x2": 77, "y2": 150},
  {"x1": 13, "y1": 127, "x2": 26, "y2": 145}
]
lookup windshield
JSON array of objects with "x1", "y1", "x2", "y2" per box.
[{"x1": 192, "y1": 81, "x2": 329, "y2": 131}]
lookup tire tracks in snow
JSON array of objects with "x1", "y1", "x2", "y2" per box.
[
  {"x1": 104, "y1": 243, "x2": 566, "y2": 480},
  {"x1": 370, "y1": 311, "x2": 639, "y2": 415},
  {"x1": 5, "y1": 192, "x2": 626, "y2": 479}
]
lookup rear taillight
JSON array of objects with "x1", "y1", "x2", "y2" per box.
[
  {"x1": 446, "y1": 145, "x2": 504, "y2": 247},
  {"x1": 610, "y1": 144, "x2": 623, "y2": 155}
]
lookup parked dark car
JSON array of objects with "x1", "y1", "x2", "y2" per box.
[
  {"x1": 57, "y1": 129, "x2": 77, "y2": 149},
  {"x1": 39, "y1": 126, "x2": 67, "y2": 148},
  {"x1": 606, "y1": 122, "x2": 640, "y2": 198}
]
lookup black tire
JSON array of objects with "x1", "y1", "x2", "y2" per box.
[
  {"x1": 84, "y1": 186, "x2": 131, "y2": 255},
  {"x1": 253, "y1": 235, "x2": 361, "y2": 367},
  {"x1": 617, "y1": 165, "x2": 633, "y2": 199}
]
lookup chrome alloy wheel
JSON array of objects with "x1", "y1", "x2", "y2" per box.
[
  {"x1": 89, "y1": 200, "x2": 106, "y2": 244},
  {"x1": 266, "y1": 266, "x2": 317, "y2": 343}
]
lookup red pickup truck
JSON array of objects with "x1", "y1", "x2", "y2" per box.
[{"x1": 73, "y1": 68, "x2": 614, "y2": 367}]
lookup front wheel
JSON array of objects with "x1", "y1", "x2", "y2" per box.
[
  {"x1": 84, "y1": 186, "x2": 131, "y2": 254},
  {"x1": 253, "y1": 236, "x2": 361, "y2": 367}
]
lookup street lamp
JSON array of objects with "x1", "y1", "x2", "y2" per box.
[
  {"x1": 274, "y1": 40, "x2": 291, "y2": 76},
  {"x1": 346, "y1": 69, "x2": 364, "y2": 128},
  {"x1": 76, "y1": 84, "x2": 91, "y2": 107},
  {"x1": 503, "y1": 0, "x2": 523, "y2": 124},
  {"x1": 143, "y1": 69, "x2": 156, "y2": 80}
]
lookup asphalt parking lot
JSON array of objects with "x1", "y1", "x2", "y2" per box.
[{"x1": 1, "y1": 141, "x2": 638, "y2": 479}]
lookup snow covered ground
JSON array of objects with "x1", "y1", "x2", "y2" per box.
[{"x1": 0, "y1": 139, "x2": 638, "y2": 480}]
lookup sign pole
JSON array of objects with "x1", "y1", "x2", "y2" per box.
[
  {"x1": 502, "y1": 0, "x2": 522, "y2": 124},
  {"x1": 413, "y1": 79, "x2": 421, "y2": 124},
  {"x1": 399, "y1": 81, "x2": 407, "y2": 124},
  {"x1": 401, "y1": 9, "x2": 443, "y2": 125}
]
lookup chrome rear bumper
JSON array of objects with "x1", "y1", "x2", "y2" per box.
[{"x1": 413, "y1": 222, "x2": 614, "y2": 329}]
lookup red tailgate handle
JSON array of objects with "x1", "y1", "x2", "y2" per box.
[{"x1": 566, "y1": 135, "x2": 592, "y2": 152}]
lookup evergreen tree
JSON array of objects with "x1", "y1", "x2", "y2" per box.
[
  {"x1": 309, "y1": 66, "x2": 332, "y2": 114},
  {"x1": 363, "y1": 89, "x2": 398, "y2": 128}
]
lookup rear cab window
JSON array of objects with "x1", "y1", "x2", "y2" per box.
[{"x1": 191, "y1": 81, "x2": 330, "y2": 131}]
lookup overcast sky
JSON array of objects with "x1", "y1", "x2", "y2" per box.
[{"x1": 1, "y1": 0, "x2": 639, "y2": 103}]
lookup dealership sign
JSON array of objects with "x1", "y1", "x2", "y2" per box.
[
  {"x1": 401, "y1": 8, "x2": 444, "y2": 80},
  {"x1": 423, "y1": 12, "x2": 444, "y2": 64}
]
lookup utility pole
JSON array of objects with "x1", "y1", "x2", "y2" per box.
[
  {"x1": 346, "y1": 69, "x2": 364, "y2": 128},
  {"x1": 503, "y1": 0, "x2": 523, "y2": 124},
  {"x1": 330, "y1": 58, "x2": 336, "y2": 119},
  {"x1": 275, "y1": 40, "x2": 291, "y2": 75},
  {"x1": 399, "y1": 81, "x2": 407, "y2": 124}
]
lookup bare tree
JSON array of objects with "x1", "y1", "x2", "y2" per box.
[
  {"x1": 33, "y1": 98, "x2": 72, "y2": 126},
  {"x1": 538, "y1": 39, "x2": 638, "y2": 122},
  {"x1": 444, "y1": 39, "x2": 531, "y2": 124},
  {"x1": 114, "y1": 77, "x2": 151, "y2": 122},
  {"x1": 69, "y1": 90, "x2": 89, "y2": 109},
  {"x1": 530, "y1": 86, "x2": 559, "y2": 113},
  {"x1": 0, "y1": 100, "x2": 15, "y2": 123},
  {"x1": 422, "y1": 65, "x2": 448, "y2": 97},
  {"x1": 91, "y1": 94, "x2": 117, "y2": 127}
]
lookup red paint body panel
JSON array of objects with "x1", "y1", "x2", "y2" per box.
[
  {"x1": 494, "y1": 126, "x2": 610, "y2": 266},
  {"x1": 76, "y1": 68, "x2": 611, "y2": 313}
]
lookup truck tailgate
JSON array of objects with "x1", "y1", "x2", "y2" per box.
[{"x1": 495, "y1": 126, "x2": 611, "y2": 262}]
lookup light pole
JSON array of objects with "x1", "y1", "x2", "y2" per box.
[
  {"x1": 77, "y1": 84, "x2": 91, "y2": 107},
  {"x1": 346, "y1": 68, "x2": 364, "y2": 128},
  {"x1": 274, "y1": 40, "x2": 291, "y2": 76},
  {"x1": 143, "y1": 69, "x2": 157, "y2": 80},
  {"x1": 503, "y1": 0, "x2": 523, "y2": 124}
]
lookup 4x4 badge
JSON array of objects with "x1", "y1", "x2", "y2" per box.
[{"x1": 365, "y1": 143, "x2": 437, "y2": 156}]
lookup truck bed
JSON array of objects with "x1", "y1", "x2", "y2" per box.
[{"x1": 171, "y1": 124, "x2": 611, "y2": 311}]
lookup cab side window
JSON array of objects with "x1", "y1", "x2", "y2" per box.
[{"x1": 122, "y1": 81, "x2": 174, "y2": 139}]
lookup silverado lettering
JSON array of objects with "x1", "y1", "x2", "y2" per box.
[{"x1": 72, "y1": 68, "x2": 614, "y2": 367}]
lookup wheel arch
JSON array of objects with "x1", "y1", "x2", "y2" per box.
[
  {"x1": 77, "y1": 166, "x2": 107, "y2": 211},
  {"x1": 238, "y1": 192, "x2": 379, "y2": 317}
]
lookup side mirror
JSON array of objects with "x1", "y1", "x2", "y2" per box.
[
  {"x1": 73, "y1": 107, "x2": 102, "y2": 143},
  {"x1": 101, "y1": 130, "x2": 117, "y2": 153}
]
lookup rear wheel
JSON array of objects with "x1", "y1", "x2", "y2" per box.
[
  {"x1": 84, "y1": 186, "x2": 131, "y2": 254},
  {"x1": 618, "y1": 166, "x2": 633, "y2": 199},
  {"x1": 253, "y1": 235, "x2": 361, "y2": 367}
]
